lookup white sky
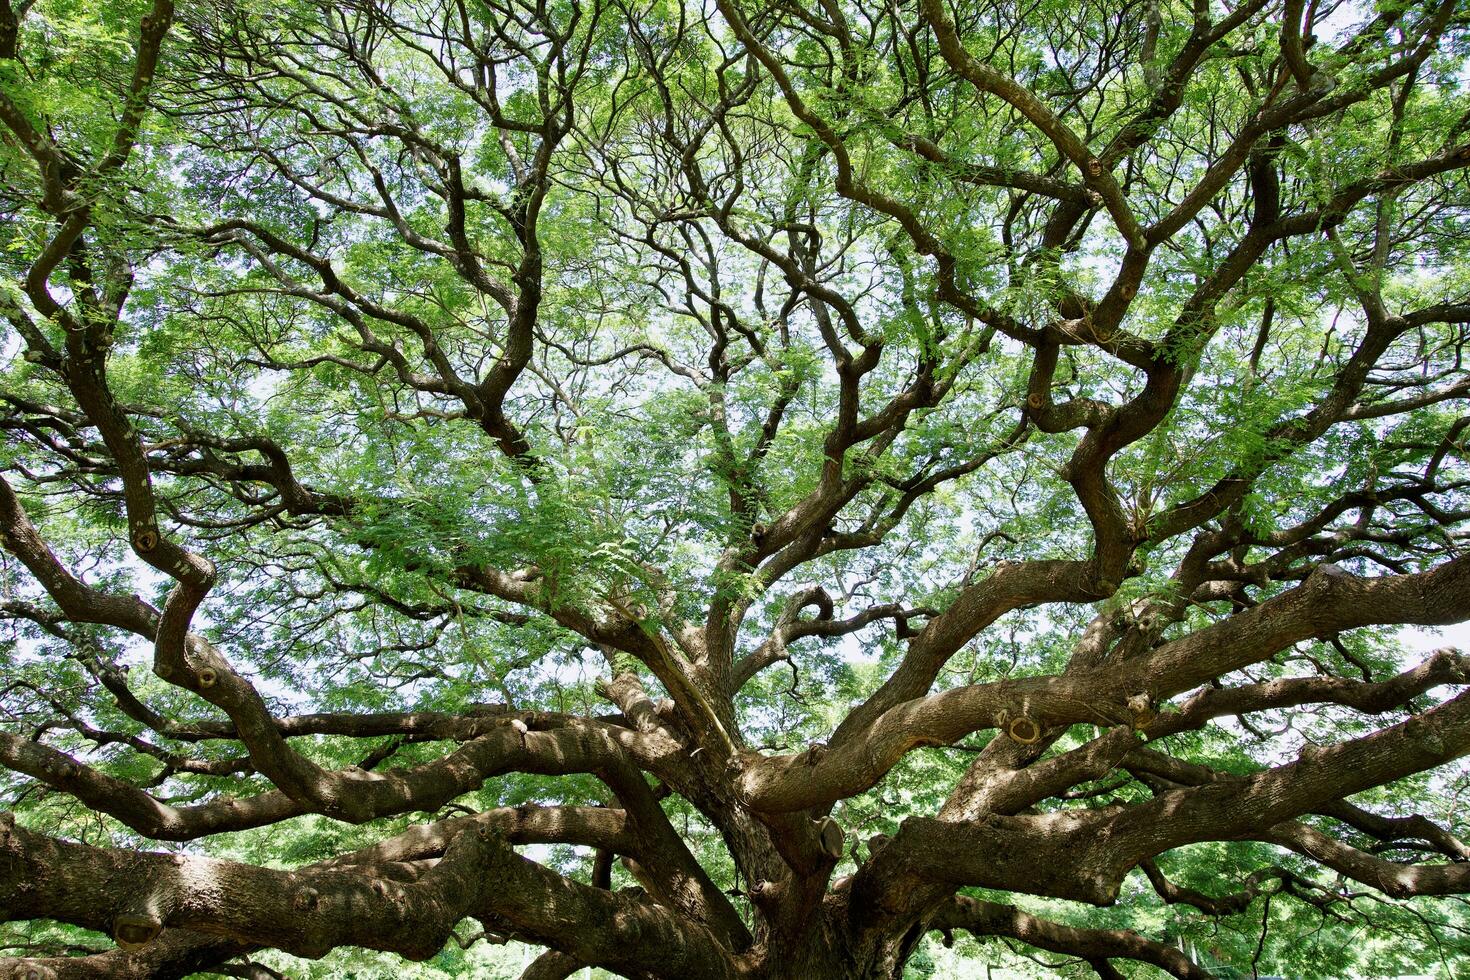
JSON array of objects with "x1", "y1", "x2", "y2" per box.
[{"x1": 1403, "y1": 621, "x2": 1470, "y2": 655}]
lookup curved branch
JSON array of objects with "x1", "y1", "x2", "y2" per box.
[
  {"x1": 0, "y1": 816, "x2": 740, "y2": 979},
  {"x1": 930, "y1": 895, "x2": 1209, "y2": 979}
]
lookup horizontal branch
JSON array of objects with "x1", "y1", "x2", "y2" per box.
[
  {"x1": 0, "y1": 931, "x2": 252, "y2": 980},
  {"x1": 742, "y1": 558, "x2": 1470, "y2": 811},
  {"x1": 1146, "y1": 646, "x2": 1470, "y2": 739},
  {"x1": 930, "y1": 895, "x2": 1208, "y2": 979},
  {"x1": 0, "y1": 815, "x2": 739, "y2": 979},
  {"x1": 1262, "y1": 820, "x2": 1470, "y2": 897},
  {"x1": 0, "y1": 718, "x2": 677, "y2": 840},
  {"x1": 881, "y1": 683, "x2": 1470, "y2": 904}
]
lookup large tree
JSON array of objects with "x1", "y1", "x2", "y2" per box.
[{"x1": 2, "y1": 0, "x2": 1470, "y2": 976}]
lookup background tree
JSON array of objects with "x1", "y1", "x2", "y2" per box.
[{"x1": 3, "y1": 0, "x2": 1470, "y2": 977}]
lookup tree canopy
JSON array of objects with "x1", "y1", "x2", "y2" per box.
[{"x1": 2, "y1": 0, "x2": 1470, "y2": 976}]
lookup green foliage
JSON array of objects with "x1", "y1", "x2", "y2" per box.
[{"x1": 2, "y1": 0, "x2": 1470, "y2": 976}]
